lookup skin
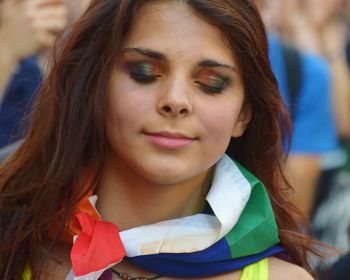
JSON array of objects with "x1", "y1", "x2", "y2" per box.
[
  {"x1": 304, "y1": 0, "x2": 344, "y2": 28},
  {"x1": 60, "y1": 0, "x2": 91, "y2": 23},
  {"x1": 0, "y1": 0, "x2": 68, "y2": 101},
  {"x1": 0, "y1": 0, "x2": 92, "y2": 103},
  {"x1": 284, "y1": 155, "x2": 321, "y2": 216},
  {"x1": 41, "y1": 1, "x2": 313, "y2": 279},
  {"x1": 97, "y1": 0, "x2": 251, "y2": 229},
  {"x1": 268, "y1": 0, "x2": 350, "y2": 215},
  {"x1": 267, "y1": 0, "x2": 350, "y2": 139},
  {"x1": 290, "y1": 1, "x2": 350, "y2": 141},
  {"x1": 255, "y1": 0, "x2": 326, "y2": 219}
]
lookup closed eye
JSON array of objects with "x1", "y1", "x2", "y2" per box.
[
  {"x1": 127, "y1": 62, "x2": 161, "y2": 84},
  {"x1": 195, "y1": 75, "x2": 230, "y2": 94}
]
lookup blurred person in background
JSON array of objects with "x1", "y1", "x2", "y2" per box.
[
  {"x1": 346, "y1": 0, "x2": 350, "y2": 67},
  {"x1": 0, "y1": 0, "x2": 90, "y2": 150},
  {"x1": 265, "y1": 0, "x2": 350, "y2": 278},
  {"x1": 319, "y1": 0, "x2": 350, "y2": 280},
  {"x1": 298, "y1": 0, "x2": 350, "y2": 143},
  {"x1": 0, "y1": 0, "x2": 68, "y2": 148},
  {"x1": 255, "y1": 0, "x2": 340, "y2": 220},
  {"x1": 272, "y1": 0, "x2": 350, "y2": 154}
]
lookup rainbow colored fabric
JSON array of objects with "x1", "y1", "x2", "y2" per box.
[{"x1": 63, "y1": 155, "x2": 284, "y2": 280}]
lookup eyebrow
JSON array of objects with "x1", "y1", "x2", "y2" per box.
[
  {"x1": 122, "y1": 47, "x2": 237, "y2": 72},
  {"x1": 198, "y1": 60, "x2": 237, "y2": 73},
  {"x1": 122, "y1": 47, "x2": 166, "y2": 61}
]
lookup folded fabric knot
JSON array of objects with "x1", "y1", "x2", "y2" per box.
[
  {"x1": 71, "y1": 212, "x2": 126, "y2": 277},
  {"x1": 61, "y1": 155, "x2": 283, "y2": 279}
]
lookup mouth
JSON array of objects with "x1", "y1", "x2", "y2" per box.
[{"x1": 142, "y1": 131, "x2": 197, "y2": 149}]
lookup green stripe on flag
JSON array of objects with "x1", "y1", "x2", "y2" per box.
[{"x1": 225, "y1": 161, "x2": 279, "y2": 258}]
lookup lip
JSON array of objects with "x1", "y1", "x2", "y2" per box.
[{"x1": 143, "y1": 131, "x2": 196, "y2": 149}]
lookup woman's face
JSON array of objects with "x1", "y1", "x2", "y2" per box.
[{"x1": 106, "y1": 1, "x2": 251, "y2": 185}]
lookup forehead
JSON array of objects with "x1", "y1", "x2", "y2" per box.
[{"x1": 122, "y1": 1, "x2": 236, "y2": 65}]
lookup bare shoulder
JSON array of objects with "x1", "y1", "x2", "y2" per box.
[{"x1": 268, "y1": 257, "x2": 314, "y2": 280}]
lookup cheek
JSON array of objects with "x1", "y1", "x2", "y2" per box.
[
  {"x1": 106, "y1": 83, "x2": 138, "y2": 142},
  {"x1": 200, "y1": 105, "x2": 241, "y2": 145},
  {"x1": 107, "y1": 77, "x2": 152, "y2": 122}
]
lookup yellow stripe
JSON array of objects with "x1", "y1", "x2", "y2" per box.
[
  {"x1": 240, "y1": 258, "x2": 268, "y2": 280},
  {"x1": 21, "y1": 259, "x2": 268, "y2": 280},
  {"x1": 22, "y1": 265, "x2": 32, "y2": 280}
]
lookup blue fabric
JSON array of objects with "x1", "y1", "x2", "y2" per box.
[
  {"x1": 124, "y1": 170, "x2": 284, "y2": 278},
  {"x1": 268, "y1": 34, "x2": 339, "y2": 154},
  {"x1": 0, "y1": 56, "x2": 42, "y2": 148},
  {"x1": 126, "y1": 244, "x2": 284, "y2": 277}
]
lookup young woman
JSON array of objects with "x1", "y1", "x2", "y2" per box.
[{"x1": 0, "y1": 1, "x2": 315, "y2": 279}]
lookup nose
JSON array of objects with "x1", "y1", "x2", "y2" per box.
[{"x1": 156, "y1": 77, "x2": 193, "y2": 117}]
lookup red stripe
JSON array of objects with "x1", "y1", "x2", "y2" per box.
[{"x1": 71, "y1": 213, "x2": 126, "y2": 276}]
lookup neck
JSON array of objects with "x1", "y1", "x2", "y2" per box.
[{"x1": 96, "y1": 156, "x2": 212, "y2": 230}]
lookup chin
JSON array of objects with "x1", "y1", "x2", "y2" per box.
[{"x1": 141, "y1": 166, "x2": 192, "y2": 186}]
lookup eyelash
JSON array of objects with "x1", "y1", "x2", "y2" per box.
[
  {"x1": 195, "y1": 79, "x2": 229, "y2": 94},
  {"x1": 128, "y1": 63, "x2": 160, "y2": 84},
  {"x1": 127, "y1": 62, "x2": 229, "y2": 94}
]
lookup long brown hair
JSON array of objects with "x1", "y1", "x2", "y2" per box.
[{"x1": 0, "y1": 0, "x2": 314, "y2": 279}]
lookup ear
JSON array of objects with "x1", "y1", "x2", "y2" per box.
[{"x1": 231, "y1": 103, "x2": 252, "y2": 137}]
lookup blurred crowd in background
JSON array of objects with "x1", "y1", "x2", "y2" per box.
[
  {"x1": 0, "y1": 0, "x2": 90, "y2": 152},
  {"x1": 256, "y1": 1, "x2": 350, "y2": 279},
  {"x1": 0, "y1": 0, "x2": 349, "y2": 279}
]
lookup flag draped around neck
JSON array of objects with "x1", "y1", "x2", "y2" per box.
[{"x1": 63, "y1": 154, "x2": 284, "y2": 280}]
